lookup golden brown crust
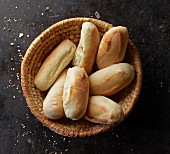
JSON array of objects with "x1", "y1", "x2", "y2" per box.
[
  {"x1": 89, "y1": 63, "x2": 135, "y2": 96},
  {"x1": 84, "y1": 96, "x2": 124, "y2": 125},
  {"x1": 72, "y1": 22, "x2": 100, "y2": 74},
  {"x1": 96, "y1": 26, "x2": 129, "y2": 69},
  {"x1": 63, "y1": 66, "x2": 89, "y2": 120},
  {"x1": 34, "y1": 39, "x2": 76, "y2": 91}
]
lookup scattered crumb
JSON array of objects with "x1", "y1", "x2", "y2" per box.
[
  {"x1": 10, "y1": 43, "x2": 15, "y2": 46},
  {"x1": 16, "y1": 85, "x2": 19, "y2": 89},
  {"x1": 95, "y1": 11, "x2": 100, "y2": 19},
  {"x1": 8, "y1": 80, "x2": 12, "y2": 84},
  {"x1": 160, "y1": 82, "x2": 163, "y2": 87},
  {"x1": 21, "y1": 124, "x2": 26, "y2": 128},
  {"x1": 27, "y1": 35, "x2": 30, "y2": 37},
  {"x1": 13, "y1": 95, "x2": 16, "y2": 98},
  {"x1": 19, "y1": 33, "x2": 24, "y2": 38},
  {"x1": 16, "y1": 73, "x2": 20, "y2": 78},
  {"x1": 7, "y1": 19, "x2": 12, "y2": 22},
  {"x1": 11, "y1": 68, "x2": 15, "y2": 71},
  {"x1": 45, "y1": 149, "x2": 48, "y2": 153},
  {"x1": 44, "y1": 6, "x2": 50, "y2": 12},
  {"x1": 11, "y1": 84, "x2": 15, "y2": 88},
  {"x1": 3, "y1": 27, "x2": 6, "y2": 30}
]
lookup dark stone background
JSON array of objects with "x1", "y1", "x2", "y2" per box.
[{"x1": 0, "y1": 0, "x2": 169, "y2": 153}]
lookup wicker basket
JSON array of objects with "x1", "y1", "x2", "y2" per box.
[{"x1": 21, "y1": 17, "x2": 142, "y2": 137}]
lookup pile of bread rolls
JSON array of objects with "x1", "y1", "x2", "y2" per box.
[{"x1": 34, "y1": 22, "x2": 135, "y2": 125}]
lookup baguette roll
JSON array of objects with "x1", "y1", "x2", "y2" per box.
[
  {"x1": 85, "y1": 96, "x2": 124, "y2": 125},
  {"x1": 43, "y1": 69, "x2": 67, "y2": 120},
  {"x1": 72, "y1": 22, "x2": 100, "y2": 74},
  {"x1": 63, "y1": 66, "x2": 89, "y2": 120},
  {"x1": 89, "y1": 63, "x2": 135, "y2": 96},
  {"x1": 96, "y1": 26, "x2": 129, "y2": 69},
  {"x1": 34, "y1": 39, "x2": 76, "y2": 91}
]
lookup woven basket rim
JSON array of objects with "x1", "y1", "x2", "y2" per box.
[{"x1": 21, "y1": 17, "x2": 142, "y2": 137}]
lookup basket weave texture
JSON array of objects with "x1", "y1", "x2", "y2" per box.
[{"x1": 21, "y1": 18, "x2": 142, "y2": 137}]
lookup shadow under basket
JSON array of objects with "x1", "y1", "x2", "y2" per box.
[{"x1": 21, "y1": 17, "x2": 142, "y2": 137}]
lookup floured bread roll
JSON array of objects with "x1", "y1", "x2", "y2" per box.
[
  {"x1": 72, "y1": 22, "x2": 100, "y2": 74},
  {"x1": 63, "y1": 66, "x2": 89, "y2": 120},
  {"x1": 43, "y1": 69, "x2": 67, "y2": 120},
  {"x1": 89, "y1": 63, "x2": 135, "y2": 96},
  {"x1": 85, "y1": 96, "x2": 124, "y2": 125},
  {"x1": 96, "y1": 26, "x2": 129, "y2": 69},
  {"x1": 34, "y1": 39, "x2": 76, "y2": 91}
]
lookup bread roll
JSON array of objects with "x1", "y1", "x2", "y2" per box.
[
  {"x1": 85, "y1": 96, "x2": 124, "y2": 125},
  {"x1": 63, "y1": 66, "x2": 89, "y2": 120},
  {"x1": 96, "y1": 26, "x2": 129, "y2": 69},
  {"x1": 43, "y1": 69, "x2": 67, "y2": 120},
  {"x1": 34, "y1": 39, "x2": 76, "y2": 91},
  {"x1": 89, "y1": 63, "x2": 135, "y2": 96},
  {"x1": 72, "y1": 22, "x2": 100, "y2": 74}
]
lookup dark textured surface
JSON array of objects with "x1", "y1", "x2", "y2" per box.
[{"x1": 0, "y1": 0, "x2": 170, "y2": 153}]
